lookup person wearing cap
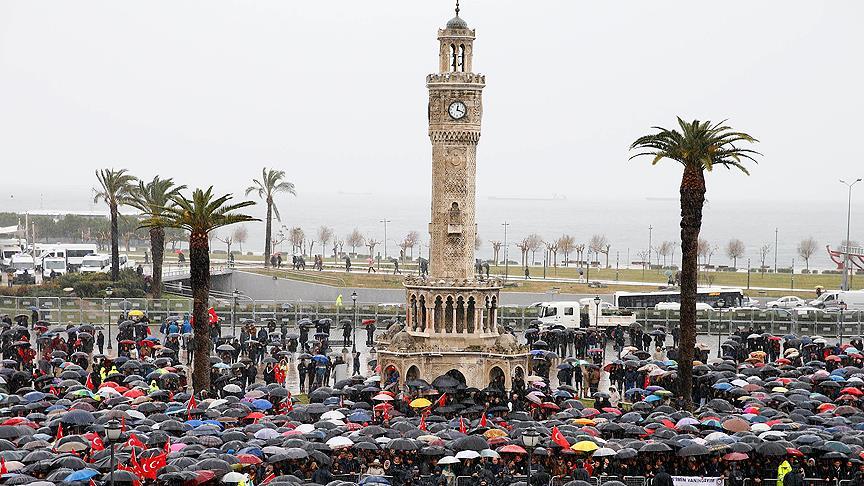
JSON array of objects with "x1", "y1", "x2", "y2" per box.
[
  {"x1": 777, "y1": 456, "x2": 792, "y2": 486},
  {"x1": 365, "y1": 458, "x2": 385, "y2": 476}
]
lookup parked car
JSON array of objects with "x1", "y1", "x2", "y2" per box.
[{"x1": 766, "y1": 296, "x2": 806, "y2": 309}]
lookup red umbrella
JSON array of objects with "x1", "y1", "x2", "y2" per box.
[
  {"x1": 541, "y1": 402, "x2": 560, "y2": 411},
  {"x1": 840, "y1": 387, "x2": 863, "y2": 396},
  {"x1": 497, "y1": 444, "x2": 527, "y2": 454},
  {"x1": 723, "y1": 452, "x2": 749, "y2": 461},
  {"x1": 362, "y1": 319, "x2": 376, "y2": 325},
  {"x1": 786, "y1": 448, "x2": 804, "y2": 457},
  {"x1": 236, "y1": 454, "x2": 262, "y2": 465},
  {"x1": 373, "y1": 403, "x2": 393, "y2": 412}
]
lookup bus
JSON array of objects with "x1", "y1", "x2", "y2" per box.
[
  {"x1": 34, "y1": 243, "x2": 98, "y2": 270},
  {"x1": 613, "y1": 288, "x2": 745, "y2": 309}
]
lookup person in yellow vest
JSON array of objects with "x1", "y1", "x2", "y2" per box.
[
  {"x1": 336, "y1": 294, "x2": 343, "y2": 309},
  {"x1": 777, "y1": 457, "x2": 792, "y2": 486},
  {"x1": 149, "y1": 380, "x2": 160, "y2": 394}
]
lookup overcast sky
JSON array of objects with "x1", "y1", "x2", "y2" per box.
[{"x1": 1, "y1": 1, "x2": 862, "y2": 207}]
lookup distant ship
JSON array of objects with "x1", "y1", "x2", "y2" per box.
[{"x1": 488, "y1": 194, "x2": 567, "y2": 202}]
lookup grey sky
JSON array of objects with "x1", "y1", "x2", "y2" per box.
[{"x1": 0, "y1": 0, "x2": 862, "y2": 206}]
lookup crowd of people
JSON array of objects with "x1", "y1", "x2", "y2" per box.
[{"x1": 0, "y1": 309, "x2": 863, "y2": 486}]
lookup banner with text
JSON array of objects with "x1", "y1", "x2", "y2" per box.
[{"x1": 672, "y1": 477, "x2": 723, "y2": 486}]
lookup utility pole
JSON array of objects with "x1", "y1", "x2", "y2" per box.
[
  {"x1": 840, "y1": 179, "x2": 861, "y2": 291},
  {"x1": 380, "y1": 218, "x2": 391, "y2": 262},
  {"x1": 648, "y1": 225, "x2": 653, "y2": 269},
  {"x1": 774, "y1": 228, "x2": 778, "y2": 273},
  {"x1": 502, "y1": 222, "x2": 510, "y2": 280}
]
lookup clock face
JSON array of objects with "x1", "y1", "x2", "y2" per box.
[{"x1": 448, "y1": 101, "x2": 467, "y2": 120}]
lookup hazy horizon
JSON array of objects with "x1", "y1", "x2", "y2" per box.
[{"x1": 1, "y1": 1, "x2": 862, "y2": 207}]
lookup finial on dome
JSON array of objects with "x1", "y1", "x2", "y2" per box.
[{"x1": 455, "y1": 0, "x2": 460, "y2": 17}]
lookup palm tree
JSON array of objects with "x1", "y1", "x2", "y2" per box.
[
  {"x1": 245, "y1": 168, "x2": 296, "y2": 267},
  {"x1": 630, "y1": 118, "x2": 759, "y2": 410},
  {"x1": 93, "y1": 169, "x2": 137, "y2": 281},
  {"x1": 141, "y1": 187, "x2": 256, "y2": 393},
  {"x1": 127, "y1": 176, "x2": 187, "y2": 299}
]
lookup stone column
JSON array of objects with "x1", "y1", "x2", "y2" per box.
[{"x1": 427, "y1": 302, "x2": 435, "y2": 333}]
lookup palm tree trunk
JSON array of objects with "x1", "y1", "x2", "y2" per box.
[
  {"x1": 679, "y1": 165, "x2": 706, "y2": 411},
  {"x1": 264, "y1": 202, "x2": 273, "y2": 267},
  {"x1": 110, "y1": 202, "x2": 120, "y2": 281},
  {"x1": 190, "y1": 231, "x2": 212, "y2": 393},
  {"x1": 151, "y1": 227, "x2": 165, "y2": 299}
]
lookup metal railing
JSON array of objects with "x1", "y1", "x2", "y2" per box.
[{"x1": 5, "y1": 295, "x2": 864, "y2": 338}]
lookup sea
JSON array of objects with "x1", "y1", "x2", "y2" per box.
[{"x1": 1, "y1": 186, "x2": 857, "y2": 272}]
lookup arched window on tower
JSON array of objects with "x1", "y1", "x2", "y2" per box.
[
  {"x1": 458, "y1": 44, "x2": 466, "y2": 72},
  {"x1": 450, "y1": 44, "x2": 458, "y2": 72}
]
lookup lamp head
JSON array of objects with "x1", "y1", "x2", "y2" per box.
[
  {"x1": 593, "y1": 295, "x2": 601, "y2": 305},
  {"x1": 105, "y1": 419, "x2": 122, "y2": 441},
  {"x1": 521, "y1": 427, "x2": 541, "y2": 448},
  {"x1": 351, "y1": 291, "x2": 357, "y2": 302}
]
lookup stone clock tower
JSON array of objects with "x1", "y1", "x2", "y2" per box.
[
  {"x1": 377, "y1": 4, "x2": 528, "y2": 392},
  {"x1": 426, "y1": 3, "x2": 485, "y2": 280}
]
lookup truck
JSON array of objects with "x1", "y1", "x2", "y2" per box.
[
  {"x1": 535, "y1": 300, "x2": 637, "y2": 330},
  {"x1": 9, "y1": 253, "x2": 36, "y2": 284},
  {"x1": 0, "y1": 239, "x2": 24, "y2": 268},
  {"x1": 838, "y1": 291, "x2": 864, "y2": 311}
]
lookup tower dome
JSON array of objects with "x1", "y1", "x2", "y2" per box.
[{"x1": 446, "y1": 15, "x2": 468, "y2": 30}]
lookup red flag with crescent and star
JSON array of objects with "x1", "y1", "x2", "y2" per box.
[
  {"x1": 436, "y1": 393, "x2": 447, "y2": 407},
  {"x1": 551, "y1": 426, "x2": 570, "y2": 448},
  {"x1": 459, "y1": 417, "x2": 467, "y2": 434}
]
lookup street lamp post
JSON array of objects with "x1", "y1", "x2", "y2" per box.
[
  {"x1": 502, "y1": 222, "x2": 510, "y2": 280},
  {"x1": 105, "y1": 287, "x2": 113, "y2": 351},
  {"x1": 232, "y1": 289, "x2": 239, "y2": 337},
  {"x1": 380, "y1": 218, "x2": 391, "y2": 263},
  {"x1": 105, "y1": 419, "x2": 122, "y2": 486},
  {"x1": 351, "y1": 291, "x2": 358, "y2": 353},
  {"x1": 593, "y1": 295, "x2": 601, "y2": 333},
  {"x1": 521, "y1": 427, "x2": 540, "y2": 484},
  {"x1": 840, "y1": 178, "x2": 862, "y2": 291},
  {"x1": 716, "y1": 299, "x2": 726, "y2": 357}
]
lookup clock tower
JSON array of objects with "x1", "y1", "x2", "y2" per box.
[
  {"x1": 378, "y1": 4, "x2": 528, "y2": 393},
  {"x1": 426, "y1": 2, "x2": 485, "y2": 280}
]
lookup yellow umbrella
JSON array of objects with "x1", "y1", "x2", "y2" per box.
[
  {"x1": 572, "y1": 418, "x2": 596, "y2": 426},
  {"x1": 484, "y1": 429, "x2": 507, "y2": 439},
  {"x1": 571, "y1": 440, "x2": 599, "y2": 452},
  {"x1": 128, "y1": 310, "x2": 145, "y2": 317},
  {"x1": 410, "y1": 398, "x2": 432, "y2": 408}
]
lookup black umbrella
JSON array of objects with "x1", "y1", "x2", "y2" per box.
[
  {"x1": 678, "y1": 444, "x2": 710, "y2": 457},
  {"x1": 757, "y1": 442, "x2": 787, "y2": 457}
]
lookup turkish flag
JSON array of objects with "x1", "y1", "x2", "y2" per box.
[
  {"x1": 436, "y1": 394, "x2": 447, "y2": 407},
  {"x1": 550, "y1": 426, "x2": 571, "y2": 449},
  {"x1": 126, "y1": 433, "x2": 145, "y2": 449},
  {"x1": 85, "y1": 374, "x2": 94, "y2": 391},
  {"x1": 55, "y1": 423, "x2": 64, "y2": 441},
  {"x1": 459, "y1": 417, "x2": 467, "y2": 434},
  {"x1": 208, "y1": 307, "x2": 219, "y2": 324},
  {"x1": 480, "y1": 412, "x2": 487, "y2": 428},
  {"x1": 84, "y1": 432, "x2": 105, "y2": 451},
  {"x1": 139, "y1": 452, "x2": 167, "y2": 479}
]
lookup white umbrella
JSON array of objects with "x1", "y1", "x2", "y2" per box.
[
  {"x1": 438, "y1": 456, "x2": 460, "y2": 465},
  {"x1": 326, "y1": 436, "x2": 354, "y2": 449},
  {"x1": 295, "y1": 423, "x2": 315, "y2": 434},
  {"x1": 373, "y1": 393, "x2": 394, "y2": 401},
  {"x1": 455, "y1": 450, "x2": 480, "y2": 460},
  {"x1": 321, "y1": 410, "x2": 346, "y2": 420},
  {"x1": 479, "y1": 449, "x2": 500, "y2": 458},
  {"x1": 222, "y1": 472, "x2": 246, "y2": 484}
]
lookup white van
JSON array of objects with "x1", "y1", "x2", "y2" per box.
[
  {"x1": 535, "y1": 301, "x2": 635, "y2": 329},
  {"x1": 9, "y1": 253, "x2": 36, "y2": 284},
  {"x1": 80, "y1": 254, "x2": 111, "y2": 273},
  {"x1": 809, "y1": 291, "x2": 841, "y2": 309},
  {"x1": 42, "y1": 255, "x2": 68, "y2": 277},
  {"x1": 838, "y1": 291, "x2": 864, "y2": 311}
]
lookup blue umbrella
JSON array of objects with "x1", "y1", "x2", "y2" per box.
[
  {"x1": 65, "y1": 468, "x2": 99, "y2": 481},
  {"x1": 712, "y1": 383, "x2": 733, "y2": 390},
  {"x1": 312, "y1": 355, "x2": 329, "y2": 364},
  {"x1": 644, "y1": 395, "x2": 661, "y2": 403},
  {"x1": 24, "y1": 391, "x2": 47, "y2": 403},
  {"x1": 348, "y1": 411, "x2": 372, "y2": 422},
  {"x1": 530, "y1": 350, "x2": 546, "y2": 356},
  {"x1": 252, "y1": 399, "x2": 273, "y2": 410},
  {"x1": 360, "y1": 476, "x2": 391, "y2": 486}
]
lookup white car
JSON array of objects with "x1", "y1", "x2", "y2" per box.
[
  {"x1": 766, "y1": 296, "x2": 805, "y2": 309},
  {"x1": 655, "y1": 301, "x2": 714, "y2": 311}
]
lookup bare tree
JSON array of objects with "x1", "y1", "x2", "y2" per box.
[
  {"x1": 527, "y1": 234, "x2": 543, "y2": 264},
  {"x1": 697, "y1": 238, "x2": 710, "y2": 266},
  {"x1": 759, "y1": 243, "x2": 772, "y2": 273},
  {"x1": 289, "y1": 227, "x2": 305, "y2": 255},
  {"x1": 347, "y1": 228, "x2": 364, "y2": 255},
  {"x1": 575, "y1": 243, "x2": 586, "y2": 266},
  {"x1": 332, "y1": 238, "x2": 343, "y2": 259},
  {"x1": 516, "y1": 238, "x2": 531, "y2": 268},
  {"x1": 232, "y1": 226, "x2": 248, "y2": 254},
  {"x1": 557, "y1": 235, "x2": 575, "y2": 266},
  {"x1": 490, "y1": 241, "x2": 503, "y2": 264},
  {"x1": 725, "y1": 239, "x2": 745, "y2": 268},
  {"x1": 317, "y1": 226, "x2": 333, "y2": 258},
  {"x1": 545, "y1": 241, "x2": 559, "y2": 267},
  {"x1": 796, "y1": 237, "x2": 817, "y2": 270},
  {"x1": 589, "y1": 234, "x2": 608, "y2": 266},
  {"x1": 215, "y1": 234, "x2": 233, "y2": 258},
  {"x1": 658, "y1": 241, "x2": 675, "y2": 267},
  {"x1": 404, "y1": 231, "x2": 419, "y2": 259},
  {"x1": 365, "y1": 235, "x2": 381, "y2": 258}
]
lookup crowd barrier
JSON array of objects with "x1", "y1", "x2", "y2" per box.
[{"x1": 3, "y1": 295, "x2": 864, "y2": 339}]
